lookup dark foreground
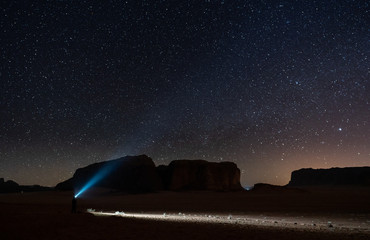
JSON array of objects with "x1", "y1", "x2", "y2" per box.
[{"x1": 0, "y1": 187, "x2": 369, "y2": 240}]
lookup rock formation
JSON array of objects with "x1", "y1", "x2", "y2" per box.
[
  {"x1": 56, "y1": 155, "x2": 243, "y2": 192},
  {"x1": 0, "y1": 178, "x2": 19, "y2": 193},
  {"x1": 56, "y1": 155, "x2": 163, "y2": 193},
  {"x1": 0, "y1": 178, "x2": 52, "y2": 193},
  {"x1": 288, "y1": 167, "x2": 370, "y2": 186},
  {"x1": 158, "y1": 160, "x2": 242, "y2": 191}
]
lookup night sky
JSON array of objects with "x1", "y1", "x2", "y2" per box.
[{"x1": 1, "y1": 0, "x2": 369, "y2": 187}]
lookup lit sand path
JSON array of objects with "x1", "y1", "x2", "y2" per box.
[{"x1": 88, "y1": 210, "x2": 370, "y2": 234}]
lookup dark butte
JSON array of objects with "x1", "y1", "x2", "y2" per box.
[
  {"x1": 158, "y1": 160, "x2": 242, "y2": 191},
  {"x1": 288, "y1": 167, "x2": 370, "y2": 186},
  {"x1": 56, "y1": 155, "x2": 243, "y2": 192},
  {"x1": 57, "y1": 155, "x2": 162, "y2": 193},
  {"x1": 0, "y1": 178, "x2": 51, "y2": 193},
  {"x1": 0, "y1": 178, "x2": 19, "y2": 193}
]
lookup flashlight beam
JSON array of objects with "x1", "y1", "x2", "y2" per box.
[{"x1": 74, "y1": 161, "x2": 119, "y2": 198}]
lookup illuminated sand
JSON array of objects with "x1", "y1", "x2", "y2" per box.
[
  {"x1": 89, "y1": 210, "x2": 370, "y2": 233},
  {"x1": 0, "y1": 188, "x2": 369, "y2": 240}
]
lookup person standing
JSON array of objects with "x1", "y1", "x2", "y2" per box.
[{"x1": 71, "y1": 196, "x2": 77, "y2": 213}]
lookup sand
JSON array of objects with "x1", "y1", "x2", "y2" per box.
[{"x1": 0, "y1": 187, "x2": 369, "y2": 240}]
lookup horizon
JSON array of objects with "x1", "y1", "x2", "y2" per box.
[{"x1": 2, "y1": 155, "x2": 369, "y2": 188}]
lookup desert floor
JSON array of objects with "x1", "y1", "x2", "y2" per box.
[{"x1": 0, "y1": 187, "x2": 369, "y2": 240}]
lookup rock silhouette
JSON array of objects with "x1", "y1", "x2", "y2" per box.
[
  {"x1": 158, "y1": 160, "x2": 242, "y2": 191},
  {"x1": 56, "y1": 155, "x2": 243, "y2": 192},
  {"x1": 288, "y1": 167, "x2": 370, "y2": 186},
  {"x1": 57, "y1": 155, "x2": 162, "y2": 193},
  {"x1": 0, "y1": 178, "x2": 50, "y2": 193},
  {"x1": 0, "y1": 178, "x2": 19, "y2": 193}
]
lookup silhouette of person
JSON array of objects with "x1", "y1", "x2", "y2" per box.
[{"x1": 71, "y1": 196, "x2": 77, "y2": 213}]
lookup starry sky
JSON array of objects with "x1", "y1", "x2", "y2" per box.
[{"x1": 1, "y1": 0, "x2": 369, "y2": 187}]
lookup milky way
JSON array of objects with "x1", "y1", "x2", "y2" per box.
[{"x1": 1, "y1": 1, "x2": 369, "y2": 186}]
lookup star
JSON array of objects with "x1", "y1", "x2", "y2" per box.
[{"x1": 0, "y1": 0, "x2": 368, "y2": 187}]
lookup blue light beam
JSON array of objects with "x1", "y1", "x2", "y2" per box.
[{"x1": 74, "y1": 161, "x2": 118, "y2": 198}]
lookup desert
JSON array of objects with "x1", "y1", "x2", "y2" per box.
[{"x1": 1, "y1": 185, "x2": 369, "y2": 240}]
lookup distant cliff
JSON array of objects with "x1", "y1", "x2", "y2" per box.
[
  {"x1": 56, "y1": 155, "x2": 162, "y2": 193},
  {"x1": 288, "y1": 167, "x2": 370, "y2": 186},
  {"x1": 158, "y1": 160, "x2": 242, "y2": 191},
  {"x1": 56, "y1": 155, "x2": 243, "y2": 192},
  {"x1": 0, "y1": 178, "x2": 19, "y2": 193},
  {"x1": 0, "y1": 178, "x2": 51, "y2": 193}
]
